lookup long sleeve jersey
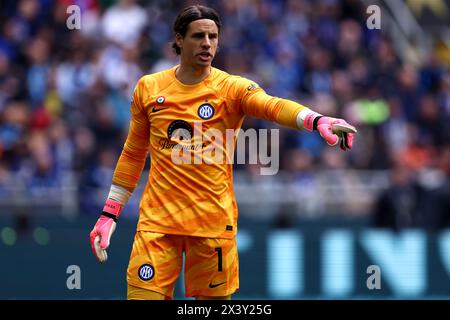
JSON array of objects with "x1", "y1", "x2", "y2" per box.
[{"x1": 113, "y1": 66, "x2": 309, "y2": 239}]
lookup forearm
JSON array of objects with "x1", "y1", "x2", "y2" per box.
[
  {"x1": 242, "y1": 89, "x2": 356, "y2": 150},
  {"x1": 242, "y1": 90, "x2": 312, "y2": 129},
  {"x1": 111, "y1": 105, "x2": 150, "y2": 195},
  {"x1": 112, "y1": 142, "x2": 149, "y2": 194}
]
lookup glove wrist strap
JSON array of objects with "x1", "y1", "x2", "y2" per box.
[
  {"x1": 297, "y1": 109, "x2": 323, "y2": 131},
  {"x1": 312, "y1": 116, "x2": 323, "y2": 130},
  {"x1": 102, "y1": 198, "x2": 123, "y2": 222},
  {"x1": 101, "y1": 211, "x2": 119, "y2": 222}
]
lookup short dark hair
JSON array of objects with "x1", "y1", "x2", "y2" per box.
[{"x1": 172, "y1": 5, "x2": 221, "y2": 55}]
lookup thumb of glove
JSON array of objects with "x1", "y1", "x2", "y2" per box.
[{"x1": 317, "y1": 124, "x2": 339, "y2": 146}]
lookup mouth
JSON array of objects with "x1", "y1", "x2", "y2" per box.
[{"x1": 197, "y1": 52, "x2": 212, "y2": 61}]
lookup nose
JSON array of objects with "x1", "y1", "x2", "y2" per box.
[{"x1": 201, "y1": 36, "x2": 211, "y2": 49}]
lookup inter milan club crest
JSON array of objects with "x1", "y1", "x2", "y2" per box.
[
  {"x1": 138, "y1": 264, "x2": 155, "y2": 281},
  {"x1": 197, "y1": 103, "x2": 215, "y2": 120}
]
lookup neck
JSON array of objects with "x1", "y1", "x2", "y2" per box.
[{"x1": 176, "y1": 63, "x2": 211, "y2": 85}]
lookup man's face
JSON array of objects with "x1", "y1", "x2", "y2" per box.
[{"x1": 176, "y1": 19, "x2": 219, "y2": 67}]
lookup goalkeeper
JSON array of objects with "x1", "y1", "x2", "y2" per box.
[{"x1": 90, "y1": 5, "x2": 357, "y2": 300}]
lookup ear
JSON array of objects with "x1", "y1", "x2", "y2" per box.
[{"x1": 175, "y1": 33, "x2": 183, "y2": 51}]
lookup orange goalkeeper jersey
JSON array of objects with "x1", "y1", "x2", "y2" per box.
[{"x1": 113, "y1": 66, "x2": 308, "y2": 239}]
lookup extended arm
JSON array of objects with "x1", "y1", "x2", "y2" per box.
[
  {"x1": 90, "y1": 81, "x2": 150, "y2": 263},
  {"x1": 241, "y1": 89, "x2": 356, "y2": 150}
]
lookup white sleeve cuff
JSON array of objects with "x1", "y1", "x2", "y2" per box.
[
  {"x1": 296, "y1": 109, "x2": 322, "y2": 131},
  {"x1": 108, "y1": 184, "x2": 132, "y2": 204}
]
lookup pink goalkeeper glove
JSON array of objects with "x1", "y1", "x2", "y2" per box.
[
  {"x1": 302, "y1": 112, "x2": 357, "y2": 151},
  {"x1": 89, "y1": 198, "x2": 123, "y2": 263}
]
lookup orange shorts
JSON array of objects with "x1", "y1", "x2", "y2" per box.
[{"x1": 126, "y1": 231, "x2": 239, "y2": 298}]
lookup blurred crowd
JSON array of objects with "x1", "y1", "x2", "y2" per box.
[{"x1": 0, "y1": 0, "x2": 449, "y2": 225}]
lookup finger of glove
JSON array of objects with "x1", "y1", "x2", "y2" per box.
[
  {"x1": 90, "y1": 227, "x2": 99, "y2": 253},
  {"x1": 340, "y1": 137, "x2": 346, "y2": 151},
  {"x1": 90, "y1": 228, "x2": 105, "y2": 262},
  {"x1": 339, "y1": 132, "x2": 349, "y2": 151},
  {"x1": 94, "y1": 235, "x2": 108, "y2": 263},
  {"x1": 331, "y1": 122, "x2": 357, "y2": 134},
  {"x1": 339, "y1": 132, "x2": 354, "y2": 150},
  {"x1": 343, "y1": 132, "x2": 354, "y2": 149},
  {"x1": 318, "y1": 124, "x2": 339, "y2": 146}
]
